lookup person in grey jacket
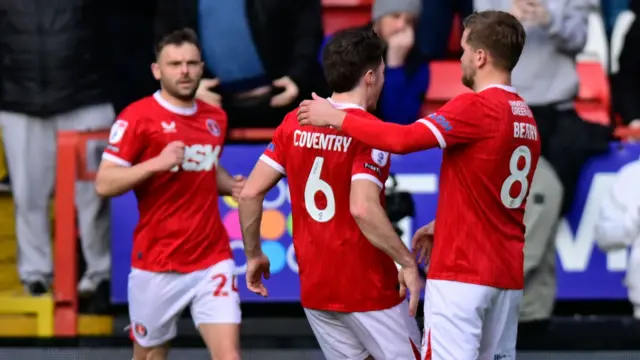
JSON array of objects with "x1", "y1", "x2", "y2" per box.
[{"x1": 475, "y1": 0, "x2": 611, "y2": 217}]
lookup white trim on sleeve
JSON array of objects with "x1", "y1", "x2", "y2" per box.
[
  {"x1": 259, "y1": 154, "x2": 286, "y2": 175},
  {"x1": 417, "y1": 119, "x2": 447, "y2": 149},
  {"x1": 102, "y1": 153, "x2": 132, "y2": 167},
  {"x1": 351, "y1": 173, "x2": 384, "y2": 190}
]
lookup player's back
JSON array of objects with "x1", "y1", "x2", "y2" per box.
[
  {"x1": 264, "y1": 104, "x2": 401, "y2": 312},
  {"x1": 429, "y1": 86, "x2": 541, "y2": 290}
]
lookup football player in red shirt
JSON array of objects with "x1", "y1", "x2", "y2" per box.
[
  {"x1": 238, "y1": 28, "x2": 423, "y2": 360},
  {"x1": 297, "y1": 11, "x2": 539, "y2": 360},
  {"x1": 95, "y1": 29, "x2": 244, "y2": 360}
]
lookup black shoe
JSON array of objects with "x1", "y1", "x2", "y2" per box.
[{"x1": 24, "y1": 281, "x2": 48, "y2": 296}]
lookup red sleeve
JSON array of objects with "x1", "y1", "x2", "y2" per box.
[
  {"x1": 351, "y1": 144, "x2": 391, "y2": 190},
  {"x1": 340, "y1": 115, "x2": 440, "y2": 155},
  {"x1": 418, "y1": 93, "x2": 493, "y2": 147},
  {"x1": 102, "y1": 110, "x2": 146, "y2": 166},
  {"x1": 259, "y1": 122, "x2": 287, "y2": 175}
]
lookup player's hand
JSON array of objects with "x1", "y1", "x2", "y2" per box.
[
  {"x1": 386, "y1": 26, "x2": 415, "y2": 67},
  {"x1": 271, "y1": 76, "x2": 299, "y2": 108},
  {"x1": 246, "y1": 254, "x2": 271, "y2": 297},
  {"x1": 152, "y1": 141, "x2": 185, "y2": 172},
  {"x1": 398, "y1": 265, "x2": 423, "y2": 316},
  {"x1": 231, "y1": 175, "x2": 246, "y2": 201},
  {"x1": 412, "y1": 220, "x2": 435, "y2": 265},
  {"x1": 297, "y1": 92, "x2": 345, "y2": 128},
  {"x1": 196, "y1": 78, "x2": 222, "y2": 107}
]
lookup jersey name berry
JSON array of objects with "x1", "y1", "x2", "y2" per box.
[{"x1": 171, "y1": 144, "x2": 221, "y2": 172}]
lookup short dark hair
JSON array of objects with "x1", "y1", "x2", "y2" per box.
[
  {"x1": 322, "y1": 28, "x2": 386, "y2": 93},
  {"x1": 155, "y1": 28, "x2": 201, "y2": 58},
  {"x1": 463, "y1": 11, "x2": 526, "y2": 72}
]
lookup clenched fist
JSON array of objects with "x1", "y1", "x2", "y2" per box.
[{"x1": 153, "y1": 141, "x2": 186, "y2": 171}]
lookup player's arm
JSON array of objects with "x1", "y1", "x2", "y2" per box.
[
  {"x1": 96, "y1": 116, "x2": 183, "y2": 197},
  {"x1": 238, "y1": 124, "x2": 287, "y2": 258},
  {"x1": 299, "y1": 93, "x2": 485, "y2": 153},
  {"x1": 216, "y1": 165, "x2": 235, "y2": 196},
  {"x1": 238, "y1": 161, "x2": 284, "y2": 258},
  {"x1": 350, "y1": 180, "x2": 416, "y2": 268},
  {"x1": 95, "y1": 158, "x2": 165, "y2": 197}
]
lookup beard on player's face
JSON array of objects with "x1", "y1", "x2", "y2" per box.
[
  {"x1": 461, "y1": 66, "x2": 476, "y2": 90},
  {"x1": 161, "y1": 76, "x2": 199, "y2": 102}
]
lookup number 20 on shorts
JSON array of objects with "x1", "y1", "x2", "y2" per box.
[{"x1": 211, "y1": 274, "x2": 239, "y2": 297}]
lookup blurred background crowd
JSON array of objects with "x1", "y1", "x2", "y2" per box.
[{"x1": 0, "y1": 0, "x2": 639, "y2": 356}]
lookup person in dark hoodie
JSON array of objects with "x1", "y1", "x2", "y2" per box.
[{"x1": 320, "y1": 0, "x2": 429, "y2": 125}]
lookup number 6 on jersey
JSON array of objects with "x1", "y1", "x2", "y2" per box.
[
  {"x1": 500, "y1": 145, "x2": 532, "y2": 209},
  {"x1": 304, "y1": 157, "x2": 336, "y2": 222}
]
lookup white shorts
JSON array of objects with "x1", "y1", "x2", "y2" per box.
[
  {"x1": 128, "y1": 259, "x2": 241, "y2": 347},
  {"x1": 421, "y1": 279, "x2": 522, "y2": 360},
  {"x1": 305, "y1": 301, "x2": 421, "y2": 360}
]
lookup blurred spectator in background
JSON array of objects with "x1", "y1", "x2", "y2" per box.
[
  {"x1": 105, "y1": 0, "x2": 158, "y2": 114},
  {"x1": 155, "y1": 0, "x2": 326, "y2": 129},
  {"x1": 612, "y1": 0, "x2": 640, "y2": 128},
  {"x1": 519, "y1": 158, "x2": 563, "y2": 340},
  {"x1": 320, "y1": 0, "x2": 429, "y2": 124},
  {"x1": 0, "y1": 0, "x2": 113, "y2": 296},
  {"x1": 417, "y1": 0, "x2": 473, "y2": 59},
  {"x1": 476, "y1": 0, "x2": 611, "y2": 214},
  {"x1": 595, "y1": 157, "x2": 640, "y2": 318}
]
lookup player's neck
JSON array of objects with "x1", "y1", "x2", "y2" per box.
[
  {"x1": 158, "y1": 89, "x2": 196, "y2": 109},
  {"x1": 473, "y1": 72, "x2": 512, "y2": 93},
  {"x1": 329, "y1": 92, "x2": 367, "y2": 110}
]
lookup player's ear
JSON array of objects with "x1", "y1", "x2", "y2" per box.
[
  {"x1": 475, "y1": 48, "x2": 488, "y2": 68},
  {"x1": 364, "y1": 70, "x2": 375, "y2": 86},
  {"x1": 151, "y1": 63, "x2": 161, "y2": 81}
]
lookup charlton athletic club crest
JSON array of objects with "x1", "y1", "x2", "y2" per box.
[
  {"x1": 206, "y1": 119, "x2": 220, "y2": 137},
  {"x1": 133, "y1": 322, "x2": 147, "y2": 337}
]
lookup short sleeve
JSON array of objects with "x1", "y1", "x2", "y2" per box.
[
  {"x1": 259, "y1": 123, "x2": 287, "y2": 175},
  {"x1": 351, "y1": 144, "x2": 391, "y2": 190},
  {"x1": 102, "y1": 113, "x2": 146, "y2": 167},
  {"x1": 416, "y1": 93, "x2": 492, "y2": 148}
]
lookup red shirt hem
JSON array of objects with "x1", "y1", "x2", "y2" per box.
[
  {"x1": 427, "y1": 271, "x2": 523, "y2": 290},
  {"x1": 131, "y1": 253, "x2": 232, "y2": 274},
  {"x1": 302, "y1": 297, "x2": 403, "y2": 313}
]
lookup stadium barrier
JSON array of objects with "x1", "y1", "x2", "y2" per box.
[{"x1": 54, "y1": 130, "x2": 109, "y2": 336}]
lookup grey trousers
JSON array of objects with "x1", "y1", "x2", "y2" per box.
[
  {"x1": 520, "y1": 157, "x2": 564, "y2": 322},
  {"x1": 0, "y1": 103, "x2": 114, "y2": 284}
]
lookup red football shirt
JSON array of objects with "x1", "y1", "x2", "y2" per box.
[
  {"x1": 421, "y1": 85, "x2": 541, "y2": 289},
  {"x1": 261, "y1": 101, "x2": 402, "y2": 312},
  {"x1": 102, "y1": 91, "x2": 232, "y2": 273}
]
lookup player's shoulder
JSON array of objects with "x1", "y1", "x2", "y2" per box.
[
  {"x1": 276, "y1": 108, "x2": 304, "y2": 133},
  {"x1": 195, "y1": 100, "x2": 228, "y2": 125},
  {"x1": 445, "y1": 92, "x2": 484, "y2": 111},
  {"x1": 119, "y1": 96, "x2": 155, "y2": 119},
  {"x1": 345, "y1": 108, "x2": 381, "y2": 122},
  {"x1": 116, "y1": 96, "x2": 159, "y2": 127}
]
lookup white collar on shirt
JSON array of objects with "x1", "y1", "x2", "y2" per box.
[
  {"x1": 327, "y1": 97, "x2": 365, "y2": 110},
  {"x1": 478, "y1": 84, "x2": 517, "y2": 93}
]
